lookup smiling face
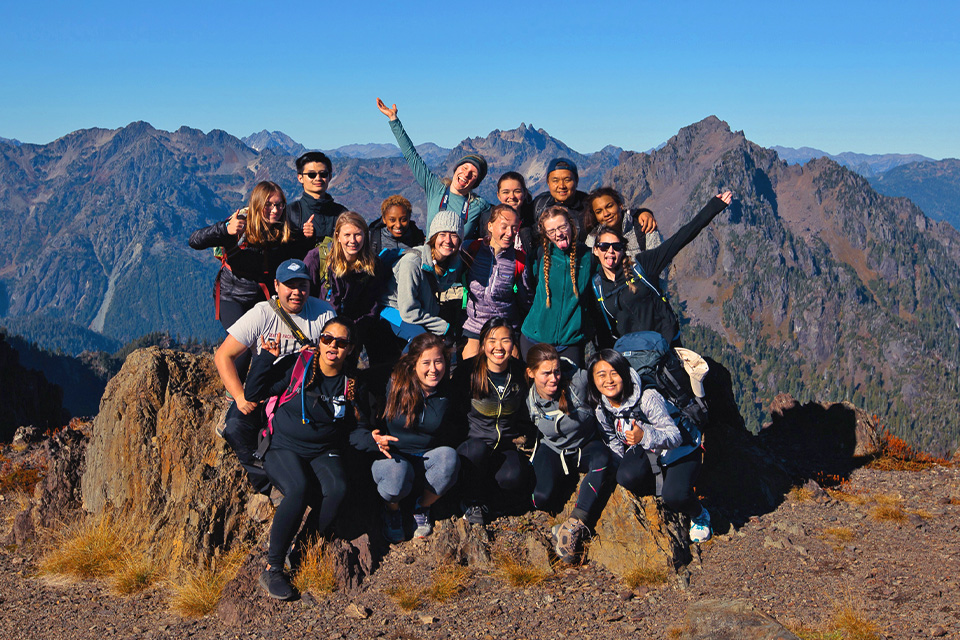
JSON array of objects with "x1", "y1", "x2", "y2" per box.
[
  {"x1": 432, "y1": 231, "x2": 461, "y2": 261},
  {"x1": 263, "y1": 192, "x2": 285, "y2": 224},
  {"x1": 275, "y1": 278, "x2": 310, "y2": 314},
  {"x1": 530, "y1": 358, "x2": 562, "y2": 399},
  {"x1": 592, "y1": 359, "x2": 624, "y2": 405},
  {"x1": 547, "y1": 169, "x2": 577, "y2": 203},
  {"x1": 488, "y1": 209, "x2": 519, "y2": 252},
  {"x1": 337, "y1": 223, "x2": 364, "y2": 261},
  {"x1": 415, "y1": 346, "x2": 446, "y2": 392},
  {"x1": 297, "y1": 160, "x2": 331, "y2": 199},
  {"x1": 497, "y1": 178, "x2": 525, "y2": 209},
  {"x1": 452, "y1": 163, "x2": 479, "y2": 194},
  {"x1": 382, "y1": 205, "x2": 411, "y2": 239},
  {"x1": 542, "y1": 212, "x2": 573, "y2": 251},
  {"x1": 483, "y1": 326, "x2": 514, "y2": 373},
  {"x1": 593, "y1": 230, "x2": 625, "y2": 272},
  {"x1": 591, "y1": 195, "x2": 622, "y2": 229}
]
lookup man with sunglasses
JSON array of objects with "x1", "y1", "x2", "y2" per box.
[
  {"x1": 214, "y1": 259, "x2": 335, "y2": 493},
  {"x1": 289, "y1": 151, "x2": 348, "y2": 254}
]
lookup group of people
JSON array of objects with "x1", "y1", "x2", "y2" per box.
[{"x1": 190, "y1": 99, "x2": 734, "y2": 601}]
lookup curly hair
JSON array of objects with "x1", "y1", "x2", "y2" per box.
[{"x1": 380, "y1": 194, "x2": 412, "y2": 219}]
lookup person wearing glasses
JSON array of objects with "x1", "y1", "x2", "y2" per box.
[
  {"x1": 376, "y1": 98, "x2": 490, "y2": 240},
  {"x1": 190, "y1": 181, "x2": 304, "y2": 372},
  {"x1": 519, "y1": 206, "x2": 595, "y2": 367},
  {"x1": 244, "y1": 316, "x2": 371, "y2": 601},
  {"x1": 288, "y1": 151, "x2": 348, "y2": 252},
  {"x1": 591, "y1": 191, "x2": 733, "y2": 348}
]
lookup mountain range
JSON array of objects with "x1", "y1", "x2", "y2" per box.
[
  {"x1": 1, "y1": 119, "x2": 959, "y2": 455},
  {"x1": 770, "y1": 146, "x2": 934, "y2": 177},
  {"x1": 241, "y1": 130, "x2": 451, "y2": 165}
]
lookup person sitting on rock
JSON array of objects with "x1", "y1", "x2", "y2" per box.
[
  {"x1": 244, "y1": 316, "x2": 371, "y2": 600},
  {"x1": 377, "y1": 97, "x2": 491, "y2": 240},
  {"x1": 356, "y1": 333, "x2": 461, "y2": 543},
  {"x1": 454, "y1": 318, "x2": 534, "y2": 525},
  {"x1": 213, "y1": 259, "x2": 335, "y2": 494},
  {"x1": 526, "y1": 344, "x2": 611, "y2": 564},
  {"x1": 587, "y1": 349, "x2": 711, "y2": 544},
  {"x1": 368, "y1": 195, "x2": 426, "y2": 269}
]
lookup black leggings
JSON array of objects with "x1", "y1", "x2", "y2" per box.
[
  {"x1": 457, "y1": 438, "x2": 532, "y2": 506},
  {"x1": 616, "y1": 447, "x2": 703, "y2": 518},
  {"x1": 531, "y1": 439, "x2": 611, "y2": 522},
  {"x1": 218, "y1": 298, "x2": 254, "y2": 382},
  {"x1": 262, "y1": 449, "x2": 347, "y2": 568},
  {"x1": 222, "y1": 403, "x2": 270, "y2": 494}
]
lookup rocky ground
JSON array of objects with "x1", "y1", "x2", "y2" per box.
[{"x1": 2, "y1": 460, "x2": 957, "y2": 640}]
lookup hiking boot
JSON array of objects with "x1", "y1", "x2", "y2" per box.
[
  {"x1": 689, "y1": 507, "x2": 712, "y2": 543},
  {"x1": 412, "y1": 504, "x2": 433, "y2": 538},
  {"x1": 383, "y1": 507, "x2": 404, "y2": 544},
  {"x1": 258, "y1": 566, "x2": 296, "y2": 600},
  {"x1": 552, "y1": 517, "x2": 588, "y2": 564},
  {"x1": 461, "y1": 501, "x2": 489, "y2": 526}
]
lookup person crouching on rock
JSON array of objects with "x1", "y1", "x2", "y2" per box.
[
  {"x1": 356, "y1": 333, "x2": 461, "y2": 543},
  {"x1": 587, "y1": 349, "x2": 711, "y2": 545},
  {"x1": 243, "y1": 316, "x2": 371, "y2": 600},
  {"x1": 526, "y1": 344, "x2": 611, "y2": 564},
  {"x1": 454, "y1": 318, "x2": 534, "y2": 525}
]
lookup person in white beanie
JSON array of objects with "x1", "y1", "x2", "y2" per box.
[{"x1": 379, "y1": 209, "x2": 464, "y2": 345}]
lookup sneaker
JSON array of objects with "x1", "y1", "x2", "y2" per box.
[
  {"x1": 689, "y1": 507, "x2": 712, "y2": 543},
  {"x1": 552, "y1": 517, "x2": 588, "y2": 564},
  {"x1": 412, "y1": 504, "x2": 433, "y2": 538},
  {"x1": 383, "y1": 507, "x2": 404, "y2": 543},
  {"x1": 461, "y1": 501, "x2": 488, "y2": 526},
  {"x1": 258, "y1": 566, "x2": 296, "y2": 600}
]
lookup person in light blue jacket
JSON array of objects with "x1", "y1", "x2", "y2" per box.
[{"x1": 376, "y1": 98, "x2": 490, "y2": 240}]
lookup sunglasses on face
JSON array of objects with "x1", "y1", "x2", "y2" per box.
[
  {"x1": 300, "y1": 171, "x2": 330, "y2": 180},
  {"x1": 596, "y1": 241, "x2": 625, "y2": 252},
  {"x1": 318, "y1": 333, "x2": 353, "y2": 349}
]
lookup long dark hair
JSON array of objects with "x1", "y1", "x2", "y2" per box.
[
  {"x1": 383, "y1": 333, "x2": 449, "y2": 428},
  {"x1": 585, "y1": 187, "x2": 625, "y2": 236},
  {"x1": 586, "y1": 349, "x2": 635, "y2": 406},
  {"x1": 304, "y1": 316, "x2": 357, "y2": 399},
  {"x1": 525, "y1": 343, "x2": 571, "y2": 414},
  {"x1": 471, "y1": 317, "x2": 516, "y2": 398}
]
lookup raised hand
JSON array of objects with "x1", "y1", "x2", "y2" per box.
[
  {"x1": 376, "y1": 97, "x2": 398, "y2": 121},
  {"x1": 303, "y1": 214, "x2": 316, "y2": 238},
  {"x1": 718, "y1": 191, "x2": 733, "y2": 204},
  {"x1": 371, "y1": 429, "x2": 400, "y2": 458},
  {"x1": 636, "y1": 210, "x2": 658, "y2": 234},
  {"x1": 624, "y1": 419, "x2": 645, "y2": 447},
  {"x1": 259, "y1": 336, "x2": 281, "y2": 357},
  {"x1": 226, "y1": 209, "x2": 246, "y2": 236}
]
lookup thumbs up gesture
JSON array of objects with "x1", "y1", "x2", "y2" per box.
[{"x1": 303, "y1": 214, "x2": 316, "y2": 239}]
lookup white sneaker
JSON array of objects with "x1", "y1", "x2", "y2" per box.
[{"x1": 689, "y1": 507, "x2": 712, "y2": 543}]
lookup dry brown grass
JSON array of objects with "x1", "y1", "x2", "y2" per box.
[
  {"x1": 623, "y1": 562, "x2": 669, "y2": 589},
  {"x1": 39, "y1": 512, "x2": 126, "y2": 579},
  {"x1": 384, "y1": 585, "x2": 423, "y2": 610},
  {"x1": 112, "y1": 552, "x2": 160, "y2": 594},
  {"x1": 788, "y1": 485, "x2": 814, "y2": 502},
  {"x1": 423, "y1": 562, "x2": 472, "y2": 602},
  {"x1": 868, "y1": 430, "x2": 947, "y2": 472},
  {"x1": 829, "y1": 603, "x2": 883, "y2": 640},
  {"x1": 168, "y1": 547, "x2": 246, "y2": 617},
  {"x1": 492, "y1": 549, "x2": 550, "y2": 588},
  {"x1": 292, "y1": 537, "x2": 337, "y2": 596},
  {"x1": 819, "y1": 526, "x2": 855, "y2": 550},
  {"x1": 870, "y1": 504, "x2": 907, "y2": 524},
  {"x1": 948, "y1": 496, "x2": 960, "y2": 506},
  {"x1": 826, "y1": 487, "x2": 868, "y2": 505},
  {"x1": 0, "y1": 456, "x2": 43, "y2": 494}
]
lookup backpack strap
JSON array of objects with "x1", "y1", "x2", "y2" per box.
[
  {"x1": 630, "y1": 262, "x2": 667, "y2": 302},
  {"x1": 255, "y1": 350, "x2": 315, "y2": 459},
  {"x1": 592, "y1": 273, "x2": 615, "y2": 332},
  {"x1": 269, "y1": 298, "x2": 313, "y2": 348}
]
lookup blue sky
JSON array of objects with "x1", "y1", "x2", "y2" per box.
[{"x1": 2, "y1": 1, "x2": 957, "y2": 158}]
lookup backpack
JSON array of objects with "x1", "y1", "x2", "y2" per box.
[
  {"x1": 613, "y1": 331, "x2": 709, "y2": 432},
  {"x1": 591, "y1": 262, "x2": 673, "y2": 335},
  {"x1": 253, "y1": 350, "x2": 355, "y2": 459}
]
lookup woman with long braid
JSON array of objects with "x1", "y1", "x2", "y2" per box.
[{"x1": 519, "y1": 206, "x2": 595, "y2": 367}]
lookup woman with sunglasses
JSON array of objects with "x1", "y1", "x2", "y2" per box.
[
  {"x1": 190, "y1": 181, "x2": 302, "y2": 377},
  {"x1": 584, "y1": 187, "x2": 661, "y2": 254},
  {"x1": 376, "y1": 98, "x2": 490, "y2": 240},
  {"x1": 587, "y1": 348, "x2": 711, "y2": 545},
  {"x1": 356, "y1": 333, "x2": 461, "y2": 542},
  {"x1": 519, "y1": 206, "x2": 595, "y2": 367},
  {"x1": 243, "y1": 316, "x2": 370, "y2": 601},
  {"x1": 454, "y1": 318, "x2": 533, "y2": 525},
  {"x1": 525, "y1": 344, "x2": 610, "y2": 564},
  {"x1": 591, "y1": 191, "x2": 733, "y2": 348}
]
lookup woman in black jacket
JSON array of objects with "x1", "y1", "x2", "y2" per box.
[
  {"x1": 244, "y1": 316, "x2": 370, "y2": 601},
  {"x1": 591, "y1": 191, "x2": 732, "y2": 347},
  {"x1": 189, "y1": 181, "x2": 302, "y2": 375},
  {"x1": 454, "y1": 318, "x2": 533, "y2": 525}
]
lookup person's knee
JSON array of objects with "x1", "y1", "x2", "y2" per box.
[
  {"x1": 616, "y1": 464, "x2": 650, "y2": 495},
  {"x1": 424, "y1": 447, "x2": 460, "y2": 496},
  {"x1": 660, "y1": 482, "x2": 694, "y2": 512},
  {"x1": 496, "y1": 455, "x2": 530, "y2": 492},
  {"x1": 456, "y1": 438, "x2": 489, "y2": 466},
  {"x1": 372, "y1": 459, "x2": 413, "y2": 503}
]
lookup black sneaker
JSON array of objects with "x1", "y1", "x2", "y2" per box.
[
  {"x1": 259, "y1": 566, "x2": 296, "y2": 600},
  {"x1": 461, "y1": 501, "x2": 488, "y2": 526}
]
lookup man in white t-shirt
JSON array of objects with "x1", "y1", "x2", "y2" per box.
[{"x1": 214, "y1": 259, "x2": 335, "y2": 493}]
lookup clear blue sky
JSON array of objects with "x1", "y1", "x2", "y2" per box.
[{"x1": 2, "y1": 1, "x2": 957, "y2": 158}]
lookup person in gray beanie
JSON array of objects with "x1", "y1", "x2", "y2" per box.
[{"x1": 379, "y1": 209, "x2": 465, "y2": 344}]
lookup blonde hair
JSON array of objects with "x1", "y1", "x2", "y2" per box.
[
  {"x1": 246, "y1": 181, "x2": 291, "y2": 246},
  {"x1": 328, "y1": 212, "x2": 377, "y2": 278},
  {"x1": 537, "y1": 206, "x2": 580, "y2": 308}
]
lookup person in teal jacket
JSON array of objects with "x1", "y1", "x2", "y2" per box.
[
  {"x1": 520, "y1": 205, "x2": 595, "y2": 367},
  {"x1": 376, "y1": 98, "x2": 490, "y2": 240}
]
